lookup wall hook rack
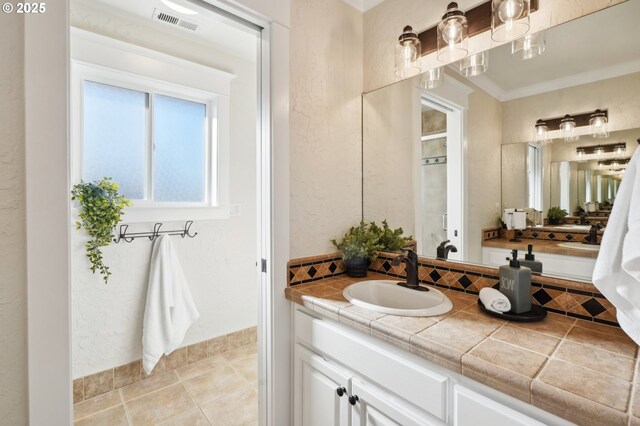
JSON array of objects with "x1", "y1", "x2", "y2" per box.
[{"x1": 113, "y1": 221, "x2": 198, "y2": 243}]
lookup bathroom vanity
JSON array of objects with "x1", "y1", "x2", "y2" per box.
[{"x1": 287, "y1": 272, "x2": 639, "y2": 426}]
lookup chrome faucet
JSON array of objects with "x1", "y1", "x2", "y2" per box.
[
  {"x1": 391, "y1": 249, "x2": 427, "y2": 292},
  {"x1": 584, "y1": 223, "x2": 602, "y2": 245},
  {"x1": 579, "y1": 211, "x2": 588, "y2": 225},
  {"x1": 436, "y1": 240, "x2": 458, "y2": 260}
]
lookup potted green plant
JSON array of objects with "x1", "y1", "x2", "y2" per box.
[
  {"x1": 547, "y1": 206, "x2": 568, "y2": 225},
  {"x1": 71, "y1": 178, "x2": 131, "y2": 284},
  {"x1": 331, "y1": 221, "x2": 383, "y2": 278},
  {"x1": 370, "y1": 220, "x2": 412, "y2": 252}
]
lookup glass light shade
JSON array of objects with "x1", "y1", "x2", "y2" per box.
[
  {"x1": 594, "y1": 146, "x2": 604, "y2": 156},
  {"x1": 394, "y1": 26, "x2": 422, "y2": 79},
  {"x1": 559, "y1": 114, "x2": 577, "y2": 141},
  {"x1": 419, "y1": 67, "x2": 443, "y2": 89},
  {"x1": 598, "y1": 161, "x2": 604, "y2": 168},
  {"x1": 589, "y1": 109, "x2": 609, "y2": 138},
  {"x1": 437, "y1": 2, "x2": 469, "y2": 62},
  {"x1": 491, "y1": 0, "x2": 530, "y2": 42},
  {"x1": 459, "y1": 52, "x2": 489, "y2": 77},
  {"x1": 534, "y1": 119, "x2": 548, "y2": 142},
  {"x1": 614, "y1": 144, "x2": 626, "y2": 155},
  {"x1": 511, "y1": 31, "x2": 545, "y2": 60},
  {"x1": 576, "y1": 147, "x2": 585, "y2": 158}
]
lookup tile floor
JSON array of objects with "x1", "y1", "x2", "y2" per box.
[{"x1": 73, "y1": 344, "x2": 258, "y2": 426}]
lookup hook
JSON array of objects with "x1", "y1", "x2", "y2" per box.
[
  {"x1": 113, "y1": 224, "x2": 133, "y2": 243},
  {"x1": 150, "y1": 223, "x2": 162, "y2": 241},
  {"x1": 183, "y1": 220, "x2": 197, "y2": 238}
]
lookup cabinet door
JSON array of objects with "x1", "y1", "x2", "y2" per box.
[
  {"x1": 453, "y1": 385, "x2": 545, "y2": 426},
  {"x1": 295, "y1": 344, "x2": 351, "y2": 426},
  {"x1": 350, "y1": 378, "x2": 442, "y2": 426}
]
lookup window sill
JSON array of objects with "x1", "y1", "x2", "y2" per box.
[{"x1": 71, "y1": 205, "x2": 231, "y2": 225}]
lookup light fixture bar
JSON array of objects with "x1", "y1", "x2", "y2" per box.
[
  {"x1": 576, "y1": 142, "x2": 626, "y2": 156},
  {"x1": 540, "y1": 109, "x2": 608, "y2": 130},
  {"x1": 417, "y1": 0, "x2": 539, "y2": 57}
]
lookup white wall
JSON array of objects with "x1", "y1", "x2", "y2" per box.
[
  {"x1": 289, "y1": 0, "x2": 364, "y2": 257},
  {"x1": 0, "y1": 12, "x2": 28, "y2": 426},
  {"x1": 70, "y1": 2, "x2": 258, "y2": 377}
]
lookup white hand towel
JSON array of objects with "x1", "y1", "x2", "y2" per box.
[
  {"x1": 479, "y1": 287, "x2": 511, "y2": 313},
  {"x1": 142, "y1": 235, "x2": 200, "y2": 374},
  {"x1": 513, "y1": 211, "x2": 526, "y2": 230},
  {"x1": 593, "y1": 149, "x2": 640, "y2": 345}
]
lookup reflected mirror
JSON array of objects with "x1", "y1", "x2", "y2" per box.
[{"x1": 362, "y1": 1, "x2": 640, "y2": 281}]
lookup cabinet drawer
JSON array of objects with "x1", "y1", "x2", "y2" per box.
[
  {"x1": 453, "y1": 385, "x2": 544, "y2": 426},
  {"x1": 295, "y1": 308, "x2": 448, "y2": 421}
]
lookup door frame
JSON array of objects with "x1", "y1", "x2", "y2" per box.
[{"x1": 25, "y1": 1, "x2": 291, "y2": 425}]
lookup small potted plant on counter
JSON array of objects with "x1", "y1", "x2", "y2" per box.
[
  {"x1": 547, "y1": 206, "x2": 568, "y2": 225},
  {"x1": 331, "y1": 220, "x2": 410, "y2": 277}
]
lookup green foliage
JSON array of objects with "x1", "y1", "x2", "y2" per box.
[
  {"x1": 547, "y1": 206, "x2": 568, "y2": 220},
  {"x1": 370, "y1": 220, "x2": 412, "y2": 252},
  {"x1": 496, "y1": 215, "x2": 507, "y2": 229},
  {"x1": 71, "y1": 178, "x2": 131, "y2": 284},
  {"x1": 331, "y1": 220, "x2": 411, "y2": 261}
]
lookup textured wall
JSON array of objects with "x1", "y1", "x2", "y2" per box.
[
  {"x1": 290, "y1": 0, "x2": 364, "y2": 257},
  {"x1": 363, "y1": 0, "x2": 626, "y2": 92},
  {"x1": 71, "y1": 3, "x2": 259, "y2": 377},
  {"x1": 0, "y1": 12, "x2": 28, "y2": 426}
]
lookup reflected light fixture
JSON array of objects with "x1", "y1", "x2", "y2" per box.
[
  {"x1": 491, "y1": 0, "x2": 530, "y2": 42},
  {"x1": 589, "y1": 109, "x2": 609, "y2": 138},
  {"x1": 160, "y1": 0, "x2": 198, "y2": 15},
  {"x1": 534, "y1": 119, "x2": 548, "y2": 143},
  {"x1": 512, "y1": 30, "x2": 545, "y2": 60},
  {"x1": 614, "y1": 143, "x2": 626, "y2": 155},
  {"x1": 394, "y1": 25, "x2": 422, "y2": 79},
  {"x1": 594, "y1": 145, "x2": 605, "y2": 156},
  {"x1": 459, "y1": 51, "x2": 489, "y2": 76},
  {"x1": 419, "y1": 67, "x2": 443, "y2": 89},
  {"x1": 559, "y1": 114, "x2": 577, "y2": 141},
  {"x1": 576, "y1": 147, "x2": 585, "y2": 158},
  {"x1": 437, "y1": 2, "x2": 469, "y2": 63}
]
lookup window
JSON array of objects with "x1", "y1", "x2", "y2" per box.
[
  {"x1": 82, "y1": 80, "x2": 212, "y2": 205},
  {"x1": 71, "y1": 29, "x2": 236, "y2": 221}
]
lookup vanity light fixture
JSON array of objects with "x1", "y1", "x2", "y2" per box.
[
  {"x1": 395, "y1": 25, "x2": 422, "y2": 78},
  {"x1": 419, "y1": 67, "x2": 443, "y2": 89},
  {"x1": 559, "y1": 115, "x2": 578, "y2": 141},
  {"x1": 576, "y1": 147, "x2": 585, "y2": 158},
  {"x1": 459, "y1": 51, "x2": 489, "y2": 76},
  {"x1": 491, "y1": 0, "x2": 530, "y2": 42},
  {"x1": 437, "y1": 2, "x2": 469, "y2": 62},
  {"x1": 512, "y1": 30, "x2": 545, "y2": 60},
  {"x1": 534, "y1": 119, "x2": 548, "y2": 142},
  {"x1": 589, "y1": 109, "x2": 609, "y2": 138},
  {"x1": 614, "y1": 143, "x2": 626, "y2": 155},
  {"x1": 594, "y1": 145, "x2": 605, "y2": 156}
]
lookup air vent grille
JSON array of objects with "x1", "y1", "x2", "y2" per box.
[{"x1": 152, "y1": 9, "x2": 199, "y2": 32}]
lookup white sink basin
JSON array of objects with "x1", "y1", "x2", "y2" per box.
[
  {"x1": 343, "y1": 280, "x2": 453, "y2": 317},
  {"x1": 557, "y1": 242, "x2": 600, "y2": 251}
]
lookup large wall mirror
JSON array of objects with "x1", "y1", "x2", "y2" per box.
[{"x1": 362, "y1": 1, "x2": 640, "y2": 282}]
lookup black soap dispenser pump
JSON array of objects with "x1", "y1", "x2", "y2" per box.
[
  {"x1": 499, "y1": 250, "x2": 532, "y2": 314},
  {"x1": 519, "y1": 244, "x2": 543, "y2": 274}
]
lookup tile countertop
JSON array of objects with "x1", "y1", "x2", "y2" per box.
[
  {"x1": 285, "y1": 273, "x2": 640, "y2": 426},
  {"x1": 482, "y1": 238, "x2": 599, "y2": 259}
]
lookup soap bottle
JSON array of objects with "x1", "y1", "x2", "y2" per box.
[
  {"x1": 499, "y1": 250, "x2": 532, "y2": 314},
  {"x1": 519, "y1": 244, "x2": 543, "y2": 274}
]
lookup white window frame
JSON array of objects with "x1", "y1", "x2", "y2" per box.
[
  {"x1": 70, "y1": 28, "x2": 235, "y2": 222},
  {"x1": 527, "y1": 143, "x2": 542, "y2": 211}
]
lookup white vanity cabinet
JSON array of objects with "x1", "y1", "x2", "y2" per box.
[{"x1": 293, "y1": 307, "x2": 571, "y2": 426}]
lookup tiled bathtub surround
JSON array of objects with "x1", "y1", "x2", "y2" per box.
[
  {"x1": 285, "y1": 274, "x2": 640, "y2": 426},
  {"x1": 288, "y1": 253, "x2": 617, "y2": 325},
  {"x1": 73, "y1": 326, "x2": 257, "y2": 404}
]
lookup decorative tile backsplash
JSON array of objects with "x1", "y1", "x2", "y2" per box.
[
  {"x1": 287, "y1": 252, "x2": 617, "y2": 327},
  {"x1": 482, "y1": 226, "x2": 602, "y2": 244}
]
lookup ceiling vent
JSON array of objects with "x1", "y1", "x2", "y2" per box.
[{"x1": 152, "y1": 8, "x2": 199, "y2": 32}]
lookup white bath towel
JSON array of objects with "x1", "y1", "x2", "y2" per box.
[
  {"x1": 503, "y1": 209, "x2": 526, "y2": 230},
  {"x1": 142, "y1": 235, "x2": 199, "y2": 374},
  {"x1": 593, "y1": 149, "x2": 640, "y2": 345},
  {"x1": 479, "y1": 287, "x2": 512, "y2": 313}
]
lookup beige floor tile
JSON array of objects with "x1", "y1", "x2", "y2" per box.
[
  {"x1": 491, "y1": 324, "x2": 560, "y2": 356},
  {"x1": 565, "y1": 325, "x2": 637, "y2": 358},
  {"x1": 538, "y1": 359, "x2": 631, "y2": 411},
  {"x1": 208, "y1": 336, "x2": 228, "y2": 357},
  {"x1": 125, "y1": 383, "x2": 196, "y2": 425},
  {"x1": 222, "y1": 344, "x2": 257, "y2": 363},
  {"x1": 183, "y1": 365, "x2": 248, "y2": 406},
  {"x1": 120, "y1": 371, "x2": 179, "y2": 402},
  {"x1": 166, "y1": 348, "x2": 188, "y2": 371},
  {"x1": 554, "y1": 340, "x2": 635, "y2": 381},
  {"x1": 189, "y1": 342, "x2": 209, "y2": 364},
  {"x1": 176, "y1": 355, "x2": 228, "y2": 381},
  {"x1": 158, "y1": 408, "x2": 210, "y2": 426},
  {"x1": 230, "y1": 357, "x2": 258, "y2": 383},
  {"x1": 142, "y1": 356, "x2": 166, "y2": 378},
  {"x1": 83, "y1": 369, "x2": 114, "y2": 400},
  {"x1": 114, "y1": 361, "x2": 141, "y2": 389},
  {"x1": 73, "y1": 378, "x2": 84, "y2": 404},
  {"x1": 74, "y1": 405, "x2": 129, "y2": 426},
  {"x1": 201, "y1": 385, "x2": 258, "y2": 426},
  {"x1": 74, "y1": 389, "x2": 123, "y2": 421}
]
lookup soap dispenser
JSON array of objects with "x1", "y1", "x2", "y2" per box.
[
  {"x1": 499, "y1": 250, "x2": 532, "y2": 314},
  {"x1": 519, "y1": 244, "x2": 543, "y2": 274}
]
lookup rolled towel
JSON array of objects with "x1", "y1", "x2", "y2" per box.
[{"x1": 479, "y1": 288, "x2": 511, "y2": 313}]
